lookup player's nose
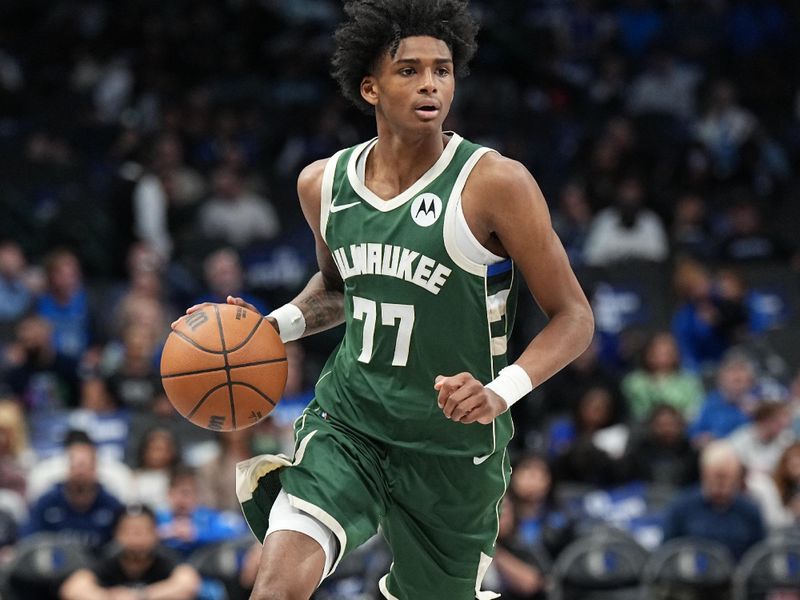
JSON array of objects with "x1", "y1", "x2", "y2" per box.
[{"x1": 419, "y1": 68, "x2": 437, "y2": 93}]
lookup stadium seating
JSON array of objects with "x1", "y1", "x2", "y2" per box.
[
  {"x1": 732, "y1": 532, "x2": 800, "y2": 600},
  {"x1": 641, "y1": 537, "x2": 736, "y2": 600},
  {"x1": 550, "y1": 526, "x2": 649, "y2": 600},
  {"x1": 189, "y1": 535, "x2": 255, "y2": 600},
  {"x1": 0, "y1": 533, "x2": 91, "y2": 600}
]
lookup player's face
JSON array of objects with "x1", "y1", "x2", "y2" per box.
[{"x1": 365, "y1": 36, "x2": 455, "y2": 132}]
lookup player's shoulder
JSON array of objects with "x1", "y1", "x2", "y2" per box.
[
  {"x1": 470, "y1": 151, "x2": 536, "y2": 194},
  {"x1": 297, "y1": 158, "x2": 329, "y2": 201},
  {"x1": 466, "y1": 149, "x2": 540, "y2": 205}
]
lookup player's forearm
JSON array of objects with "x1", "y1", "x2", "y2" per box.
[
  {"x1": 290, "y1": 271, "x2": 345, "y2": 336},
  {"x1": 515, "y1": 302, "x2": 594, "y2": 388}
]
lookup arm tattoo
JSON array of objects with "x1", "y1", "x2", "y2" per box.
[
  {"x1": 296, "y1": 289, "x2": 345, "y2": 334},
  {"x1": 289, "y1": 270, "x2": 345, "y2": 335}
]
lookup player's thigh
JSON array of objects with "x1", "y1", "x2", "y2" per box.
[
  {"x1": 380, "y1": 448, "x2": 511, "y2": 599},
  {"x1": 279, "y1": 407, "x2": 390, "y2": 560}
]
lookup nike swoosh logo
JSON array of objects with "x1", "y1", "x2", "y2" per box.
[
  {"x1": 330, "y1": 201, "x2": 361, "y2": 213},
  {"x1": 473, "y1": 453, "x2": 493, "y2": 465}
]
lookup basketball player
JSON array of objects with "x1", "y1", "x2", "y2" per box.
[{"x1": 180, "y1": 1, "x2": 593, "y2": 598}]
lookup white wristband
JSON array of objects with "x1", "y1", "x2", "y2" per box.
[
  {"x1": 267, "y1": 304, "x2": 306, "y2": 343},
  {"x1": 485, "y1": 365, "x2": 533, "y2": 412}
]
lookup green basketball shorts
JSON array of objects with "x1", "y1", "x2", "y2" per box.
[{"x1": 236, "y1": 402, "x2": 511, "y2": 599}]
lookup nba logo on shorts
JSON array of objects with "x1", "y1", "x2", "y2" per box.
[{"x1": 410, "y1": 193, "x2": 443, "y2": 227}]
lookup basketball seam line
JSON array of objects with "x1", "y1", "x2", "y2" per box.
[
  {"x1": 185, "y1": 380, "x2": 277, "y2": 420},
  {"x1": 233, "y1": 382, "x2": 276, "y2": 408},
  {"x1": 171, "y1": 314, "x2": 265, "y2": 355},
  {"x1": 187, "y1": 381, "x2": 229, "y2": 419},
  {"x1": 214, "y1": 304, "x2": 236, "y2": 430},
  {"x1": 161, "y1": 357, "x2": 287, "y2": 379}
]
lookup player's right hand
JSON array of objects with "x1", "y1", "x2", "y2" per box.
[{"x1": 170, "y1": 296, "x2": 263, "y2": 329}]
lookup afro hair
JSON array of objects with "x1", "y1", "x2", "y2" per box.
[{"x1": 332, "y1": 0, "x2": 479, "y2": 113}]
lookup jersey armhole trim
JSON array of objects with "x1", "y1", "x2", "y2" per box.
[
  {"x1": 320, "y1": 149, "x2": 346, "y2": 246},
  {"x1": 455, "y1": 198, "x2": 506, "y2": 265},
  {"x1": 443, "y1": 147, "x2": 496, "y2": 277}
]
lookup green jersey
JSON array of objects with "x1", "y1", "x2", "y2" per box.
[{"x1": 315, "y1": 133, "x2": 517, "y2": 457}]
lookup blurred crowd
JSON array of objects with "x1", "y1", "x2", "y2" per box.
[{"x1": 1, "y1": 0, "x2": 800, "y2": 598}]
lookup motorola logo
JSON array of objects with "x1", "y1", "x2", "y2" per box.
[{"x1": 410, "y1": 193, "x2": 443, "y2": 227}]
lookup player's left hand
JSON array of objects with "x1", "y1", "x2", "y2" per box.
[{"x1": 434, "y1": 372, "x2": 508, "y2": 425}]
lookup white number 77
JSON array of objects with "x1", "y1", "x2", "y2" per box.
[{"x1": 352, "y1": 297, "x2": 415, "y2": 367}]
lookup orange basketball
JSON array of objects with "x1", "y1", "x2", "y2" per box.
[{"x1": 160, "y1": 303, "x2": 287, "y2": 431}]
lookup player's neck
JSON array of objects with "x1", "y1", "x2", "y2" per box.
[{"x1": 368, "y1": 121, "x2": 447, "y2": 198}]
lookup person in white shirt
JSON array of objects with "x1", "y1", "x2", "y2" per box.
[
  {"x1": 583, "y1": 175, "x2": 668, "y2": 266},
  {"x1": 729, "y1": 401, "x2": 794, "y2": 475},
  {"x1": 199, "y1": 165, "x2": 280, "y2": 248}
]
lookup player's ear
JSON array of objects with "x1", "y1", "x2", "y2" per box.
[{"x1": 361, "y1": 76, "x2": 379, "y2": 108}]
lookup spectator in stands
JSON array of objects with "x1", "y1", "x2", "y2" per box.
[
  {"x1": 124, "y1": 390, "x2": 216, "y2": 478},
  {"x1": 192, "y1": 247, "x2": 267, "y2": 314},
  {"x1": 131, "y1": 427, "x2": 181, "y2": 510},
  {"x1": 198, "y1": 429, "x2": 253, "y2": 513},
  {"x1": 36, "y1": 249, "x2": 93, "y2": 360},
  {"x1": 103, "y1": 242, "x2": 171, "y2": 341},
  {"x1": 671, "y1": 193, "x2": 715, "y2": 260},
  {"x1": 483, "y1": 496, "x2": 547, "y2": 600},
  {"x1": 689, "y1": 352, "x2": 757, "y2": 447},
  {"x1": 109, "y1": 294, "x2": 168, "y2": 347},
  {"x1": 729, "y1": 401, "x2": 794, "y2": 474},
  {"x1": 156, "y1": 466, "x2": 247, "y2": 557},
  {"x1": 3, "y1": 315, "x2": 79, "y2": 410},
  {"x1": 151, "y1": 133, "x2": 206, "y2": 207},
  {"x1": 0, "y1": 401, "x2": 30, "y2": 497},
  {"x1": 268, "y1": 341, "x2": 315, "y2": 453},
  {"x1": 509, "y1": 454, "x2": 573, "y2": 557},
  {"x1": 103, "y1": 323, "x2": 162, "y2": 412},
  {"x1": 588, "y1": 54, "x2": 627, "y2": 112},
  {"x1": 59, "y1": 504, "x2": 201, "y2": 600},
  {"x1": 551, "y1": 182, "x2": 593, "y2": 266},
  {"x1": 540, "y1": 337, "x2": 622, "y2": 421},
  {"x1": 198, "y1": 165, "x2": 279, "y2": 249},
  {"x1": 130, "y1": 133, "x2": 205, "y2": 263},
  {"x1": 671, "y1": 260, "x2": 749, "y2": 372},
  {"x1": 27, "y1": 429, "x2": 134, "y2": 506},
  {"x1": 615, "y1": 0, "x2": 665, "y2": 58},
  {"x1": 662, "y1": 440, "x2": 765, "y2": 560},
  {"x1": 622, "y1": 331, "x2": 704, "y2": 421},
  {"x1": 626, "y1": 48, "x2": 701, "y2": 121},
  {"x1": 583, "y1": 174, "x2": 669, "y2": 266},
  {"x1": 549, "y1": 386, "x2": 628, "y2": 486},
  {"x1": 791, "y1": 369, "x2": 800, "y2": 438},
  {"x1": 694, "y1": 79, "x2": 758, "y2": 180},
  {"x1": 621, "y1": 404, "x2": 699, "y2": 488},
  {"x1": 718, "y1": 199, "x2": 794, "y2": 263},
  {"x1": 23, "y1": 431, "x2": 124, "y2": 550},
  {"x1": 747, "y1": 442, "x2": 800, "y2": 530},
  {"x1": 70, "y1": 374, "x2": 131, "y2": 463},
  {"x1": 0, "y1": 240, "x2": 33, "y2": 342}
]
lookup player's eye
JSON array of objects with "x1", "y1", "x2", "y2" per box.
[
  {"x1": 436, "y1": 67, "x2": 451, "y2": 77},
  {"x1": 399, "y1": 68, "x2": 415, "y2": 76}
]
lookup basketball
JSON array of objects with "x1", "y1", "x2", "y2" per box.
[{"x1": 160, "y1": 303, "x2": 287, "y2": 431}]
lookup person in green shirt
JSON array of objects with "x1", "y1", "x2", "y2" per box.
[{"x1": 622, "y1": 331, "x2": 704, "y2": 421}]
